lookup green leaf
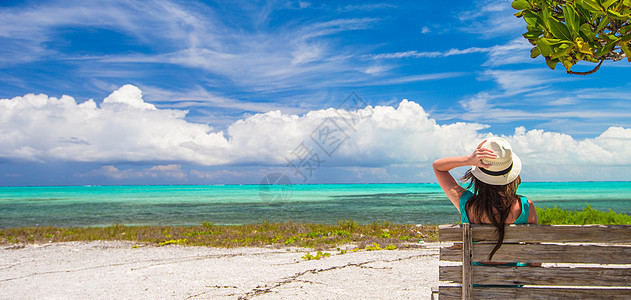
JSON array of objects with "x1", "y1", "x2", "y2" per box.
[
  {"x1": 621, "y1": 42, "x2": 631, "y2": 62},
  {"x1": 601, "y1": 0, "x2": 617, "y2": 9},
  {"x1": 545, "y1": 57, "x2": 559, "y2": 70},
  {"x1": 550, "y1": 44, "x2": 574, "y2": 59},
  {"x1": 563, "y1": 4, "x2": 581, "y2": 39},
  {"x1": 575, "y1": 37, "x2": 594, "y2": 54},
  {"x1": 538, "y1": 37, "x2": 569, "y2": 46},
  {"x1": 581, "y1": 0, "x2": 606, "y2": 13},
  {"x1": 512, "y1": 0, "x2": 531, "y2": 10},
  {"x1": 621, "y1": 32, "x2": 631, "y2": 42},
  {"x1": 531, "y1": 46, "x2": 542, "y2": 58},
  {"x1": 542, "y1": 4, "x2": 552, "y2": 30},
  {"x1": 602, "y1": 33, "x2": 619, "y2": 42},
  {"x1": 622, "y1": 24, "x2": 631, "y2": 34},
  {"x1": 548, "y1": 18, "x2": 573, "y2": 40},
  {"x1": 580, "y1": 23, "x2": 597, "y2": 40},
  {"x1": 595, "y1": 16, "x2": 610, "y2": 33},
  {"x1": 523, "y1": 11, "x2": 545, "y2": 29},
  {"x1": 537, "y1": 38, "x2": 570, "y2": 57},
  {"x1": 594, "y1": 40, "x2": 618, "y2": 56},
  {"x1": 523, "y1": 29, "x2": 544, "y2": 39},
  {"x1": 526, "y1": 25, "x2": 541, "y2": 32},
  {"x1": 606, "y1": 9, "x2": 631, "y2": 20},
  {"x1": 585, "y1": 0, "x2": 604, "y2": 10},
  {"x1": 537, "y1": 40, "x2": 554, "y2": 57},
  {"x1": 562, "y1": 58, "x2": 576, "y2": 71},
  {"x1": 578, "y1": 32, "x2": 592, "y2": 44},
  {"x1": 585, "y1": 54, "x2": 600, "y2": 63},
  {"x1": 576, "y1": 51, "x2": 599, "y2": 63},
  {"x1": 574, "y1": 3, "x2": 594, "y2": 23},
  {"x1": 624, "y1": 0, "x2": 631, "y2": 6}
]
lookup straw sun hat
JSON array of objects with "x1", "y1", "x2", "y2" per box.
[{"x1": 471, "y1": 137, "x2": 522, "y2": 185}]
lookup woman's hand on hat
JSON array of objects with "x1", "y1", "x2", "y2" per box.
[{"x1": 468, "y1": 140, "x2": 496, "y2": 168}]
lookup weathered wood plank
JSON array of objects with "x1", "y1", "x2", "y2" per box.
[
  {"x1": 439, "y1": 224, "x2": 631, "y2": 243},
  {"x1": 440, "y1": 265, "x2": 631, "y2": 286},
  {"x1": 440, "y1": 243, "x2": 631, "y2": 264},
  {"x1": 439, "y1": 286, "x2": 631, "y2": 300},
  {"x1": 440, "y1": 243, "x2": 463, "y2": 261}
]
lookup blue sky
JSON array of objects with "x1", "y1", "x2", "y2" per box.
[{"x1": 1, "y1": 0, "x2": 631, "y2": 186}]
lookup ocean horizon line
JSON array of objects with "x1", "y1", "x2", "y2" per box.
[{"x1": 2, "y1": 180, "x2": 631, "y2": 188}]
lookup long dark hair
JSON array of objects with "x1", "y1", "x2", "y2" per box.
[{"x1": 460, "y1": 170, "x2": 521, "y2": 260}]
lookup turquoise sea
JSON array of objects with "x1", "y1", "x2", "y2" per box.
[{"x1": 1, "y1": 182, "x2": 630, "y2": 228}]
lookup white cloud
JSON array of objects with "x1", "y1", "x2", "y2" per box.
[
  {"x1": 457, "y1": 89, "x2": 631, "y2": 124},
  {"x1": 339, "y1": 4, "x2": 397, "y2": 12},
  {"x1": 0, "y1": 85, "x2": 229, "y2": 164},
  {"x1": 367, "y1": 48, "x2": 490, "y2": 60},
  {"x1": 452, "y1": 68, "x2": 631, "y2": 130},
  {"x1": 190, "y1": 169, "x2": 243, "y2": 179},
  {"x1": 510, "y1": 126, "x2": 631, "y2": 166},
  {"x1": 370, "y1": 72, "x2": 468, "y2": 86},
  {"x1": 574, "y1": 87, "x2": 631, "y2": 101},
  {"x1": 80, "y1": 164, "x2": 187, "y2": 179},
  {"x1": 483, "y1": 38, "x2": 534, "y2": 66},
  {"x1": 367, "y1": 39, "x2": 532, "y2": 68},
  {"x1": 2, "y1": 85, "x2": 631, "y2": 182},
  {"x1": 458, "y1": 0, "x2": 524, "y2": 38},
  {"x1": 362, "y1": 65, "x2": 392, "y2": 75},
  {"x1": 103, "y1": 85, "x2": 156, "y2": 110},
  {"x1": 138, "y1": 85, "x2": 291, "y2": 114},
  {"x1": 482, "y1": 69, "x2": 551, "y2": 92}
]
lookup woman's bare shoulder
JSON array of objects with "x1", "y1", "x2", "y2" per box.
[{"x1": 527, "y1": 198, "x2": 538, "y2": 224}]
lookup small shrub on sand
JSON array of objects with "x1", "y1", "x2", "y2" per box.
[
  {"x1": 158, "y1": 239, "x2": 188, "y2": 246},
  {"x1": 301, "y1": 251, "x2": 330, "y2": 260},
  {"x1": 364, "y1": 243, "x2": 382, "y2": 251}
]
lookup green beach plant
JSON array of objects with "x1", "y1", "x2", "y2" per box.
[
  {"x1": 512, "y1": 0, "x2": 631, "y2": 74},
  {"x1": 301, "y1": 250, "x2": 331, "y2": 260},
  {"x1": 158, "y1": 238, "x2": 188, "y2": 246},
  {"x1": 0, "y1": 220, "x2": 438, "y2": 249},
  {"x1": 364, "y1": 243, "x2": 382, "y2": 251},
  {"x1": 538, "y1": 204, "x2": 631, "y2": 224}
]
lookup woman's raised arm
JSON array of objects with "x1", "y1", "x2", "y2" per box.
[{"x1": 432, "y1": 140, "x2": 496, "y2": 210}]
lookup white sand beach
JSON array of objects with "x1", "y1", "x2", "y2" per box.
[{"x1": 0, "y1": 241, "x2": 441, "y2": 299}]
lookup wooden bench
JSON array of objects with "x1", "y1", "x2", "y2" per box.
[{"x1": 432, "y1": 224, "x2": 631, "y2": 299}]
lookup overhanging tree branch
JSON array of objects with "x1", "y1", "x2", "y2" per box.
[
  {"x1": 566, "y1": 58, "x2": 604, "y2": 75},
  {"x1": 512, "y1": 0, "x2": 631, "y2": 75}
]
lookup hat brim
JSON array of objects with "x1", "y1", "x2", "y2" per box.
[{"x1": 471, "y1": 154, "x2": 522, "y2": 185}]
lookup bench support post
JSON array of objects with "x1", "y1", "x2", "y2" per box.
[{"x1": 462, "y1": 223, "x2": 472, "y2": 300}]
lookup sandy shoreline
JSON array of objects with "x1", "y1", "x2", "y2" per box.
[{"x1": 1, "y1": 241, "x2": 440, "y2": 299}]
